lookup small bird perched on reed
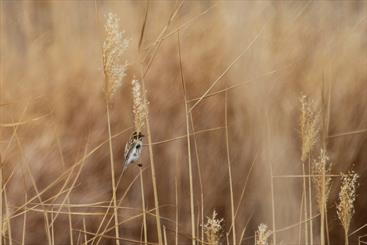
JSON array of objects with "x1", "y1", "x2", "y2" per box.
[
  {"x1": 124, "y1": 131, "x2": 144, "y2": 167},
  {"x1": 123, "y1": 79, "x2": 147, "y2": 168}
]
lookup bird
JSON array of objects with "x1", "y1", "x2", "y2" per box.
[{"x1": 124, "y1": 131, "x2": 144, "y2": 167}]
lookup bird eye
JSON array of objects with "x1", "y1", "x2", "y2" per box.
[{"x1": 136, "y1": 144, "x2": 141, "y2": 149}]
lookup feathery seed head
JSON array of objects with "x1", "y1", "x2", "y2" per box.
[
  {"x1": 337, "y1": 170, "x2": 359, "y2": 233},
  {"x1": 312, "y1": 149, "x2": 333, "y2": 210},
  {"x1": 203, "y1": 210, "x2": 223, "y2": 245},
  {"x1": 132, "y1": 79, "x2": 147, "y2": 133},
  {"x1": 102, "y1": 12, "x2": 129, "y2": 102},
  {"x1": 299, "y1": 95, "x2": 319, "y2": 162},
  {"x1": 255, "y1": 223, "x2": 272, "y2": 245}
]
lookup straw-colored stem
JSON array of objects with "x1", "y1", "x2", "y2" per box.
[
  {"x1": 83, "y1": 217, "x2": 88, "y2": 244},
  {"x1": 266, "y1": 111, "x2": 276, "y2": 245},
  {"x1": 163, "y1": 226, "x2": 168, "y2": 245},
  {"x1": 0, "y1": 167, "x2": 2, "y2": 245},
  {"x1": 302, "y1": 163, "x2": 309, "y2": 245},
  {"x1": 175, "y1": 172, "x2": 179, "y2": 245},
  {"x1": 325, "y1": 204, "x2": 330, "y2": 245},
  {"x1": 177, "y1": 32, "x2": 196, "y2": 245},
  {"x1": 105, "y1": 104, "x2": 120, "y2": 245},
  {"x1": 308, "y1": 156, "x2": 313, "y2": 245},
  {"x1": 140, "y1": 168, "x2": 147, "y2": 245},
  {"x1": 50, "y1": 209, "x2": 55, "y2": 245},
  {"x1": 140, "y1": 77, "x2": 163, "y2": 245},
  {"x1": 298, "y1": 189, "x2": 304, "y2": 245},
  {"x1": 188, "y1": 114, "x2": 204, "y2": 245},
  {"x1": 344, "y1": 229, "x2": 349, "y2": 245},
  {"x1": 22, "y1": 193, "x2": 27, "y2": 245},
  {"x1": 320, "y1": 162, "x2": 325, "y2": 245},
  {"x1": 4, "y1": 189, "x2": 12, "y2": 245},
  {"x1": 225, "y1": 92, "x2": 236, "y2": 245}
]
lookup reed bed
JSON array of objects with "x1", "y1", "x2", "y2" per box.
[{"x1": 0, "y1": 1, "x2": 366, "y2": 245}]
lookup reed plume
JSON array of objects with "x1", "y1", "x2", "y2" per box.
[
  {"x1": 299, "y1": 94, "x2": 320, "y2": 245},
  {"x1": 312, "y1": 149, "x2": 332, "y2": 245},
  {"x1": 131, "y1": 79, "x2": 147, "y2": 133},
  {"x1": 312, "y1": 149, "x2": 332, "y2": 210},
  {"x1": 103, "y1": 12, "x2": 129, "y2": 102},
  {"x1": 337, "y1": 171, "x2": 359, "y2": 245},
  {"x1": 255, "y1": 224, "x2": 272, "y2": 245},
  {"x1": 299, "y1": 95, "x2": 319, "y2": 162},
  {"x1": 203, "y1": 210, "x2": 223, "y2": 245},
  {"x1": 102, "y1": 12, "x2": 129, "y2": 245}
]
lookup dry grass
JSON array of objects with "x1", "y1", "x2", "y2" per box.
[{"x1": 0, "y1": 1, "x2": 367, "y2": 245}]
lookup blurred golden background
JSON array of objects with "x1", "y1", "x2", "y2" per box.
[{"x1": 0, "y1": 1, "x2": 366, "y2": 244}]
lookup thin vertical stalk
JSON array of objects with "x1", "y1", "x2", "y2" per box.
[
  {"x1": 53, "y1": 124, "x2": 74, "y2": 245},
  {"x1": 139, "y1": 75, "x2": 163, "y2": 245},
  {"x1": 50, "y1": 209, "x2": 55, "y2": 245},
  {"x1": 266, "y1": 111, "x2": 277, "y2": 245},
  {"x1": 83, "y1": 217, "x2": 88, "y2": 244},
  {"x1": 0, "y1": 167, "x2": 2, "y2": 245},
  {"x1": 298, "y1": 190, "x2": 305, "y2": 245},
  {"x1": 224, "y1": 91, "x2": 236, "y2": 245},
  {"x1": 3, "y1": 189, "x2": 12, "y2": 245},
  {"x1": 163, "y1": 226, "x2": 168, "y2": 245},
  {"x1": 302, "y1": 163, "x2": 309, "y2": 245},
  {"x1": 140, "y1": 168, "x2": 147, "y2": 245},
  {"x1": 175, "y1": 171, "x2": 179, "y2": 245},
  {"x1": 320, "y1": 163, "x2": 325, "y2": 245},
  {"x1": 188, "y1": 114, "x2": 204, "y2": 244},
  {"x1": 344, "y1": 229, "x2": 349, "y2": 245},
  {"x1": 22, "y1": 193, "x2": 27, "y2": 245},
  {"x1": 325, "y1": 205, "x2": 330, "y2": 245},
  {"x1": 177, "y1": 32, "x2": 196, "y2": 245},
  {"x1": 105, "y1": 104, "x2": 120, "y2": 245},
  {"x1": 308, "y1": 156, "x2": 313, "y2": 245}
]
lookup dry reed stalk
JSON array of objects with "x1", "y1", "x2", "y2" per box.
[
  {"x1": 175, "y1": 169, "x2": 179, "y2": 245},
  {"x1": 3, "y1": 189, "x2": 12, "y2": 245},
  {"x1": 21, "y1": 193, "x2": 27, "y2": 245},
  {"x1": 93, "y1": 170, "x2": 141, "y2": 245},
  {"x1": 50, "y1": 209, "x2": 55, "y2": 245},
  {"x1": 0, "y1": 159, "x2": 2, "y2": 245},
  {"x1": 255, "y1": 224, "x2": 272, "y2": 245},
  {"x1": 265, "y1": 111, "x2": 276, "y2": 245},
  {"x1": 308, "y1": 156, "x2": 314, "y2": 245},
  {"x1": 14, "y1": 133, "x2": 52, "y2": 245},
  {"x1": 83, "y1": 217, "x2": 88, "y2": 244},
  {"x1": 102, "y1": 12, "x2": 129, "y2": 244},
  {"x1": 139, "y1": 77, "x2": 163, "y2": 245},
  {"x1": 188, "y1": 113, "x2": 204, "y2": 245},
  {"x1": 337, "y1": 171, "x2": 359, "y2": 245},
  {"x1": 177, "y1": 32, "x2": 196, "y2": 245},
  {"x1": 52, "y1": 124, "x2": 74, "y2": 245},
  {"x1": 298, "y1": 190, "x2": 305, "y2": 245},
  {"x1": 139, "y1": 168, "x2": 147, "y2": 245},
  {"x1": 312, "y1": 149, "x2": 332, "y2": 245},
  {"x1": 203, "y1": 210, "x2": 223, "y2": 245},
  {"x1": 299, "y1": 95, "x2": 320, "y2": 245},
  {"x1": 224, "y1": 91, "x2": 236, "y2": 245},
  {"x1": 163, "y1": 226, "x2": 168, "y2": 245}
]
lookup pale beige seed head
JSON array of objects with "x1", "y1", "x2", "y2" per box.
[
  {"x1": 337, "y1": 171, "x2": 359, "y2": 233},
  {"x1": 131, "y1": 79, "x2": 147, "y2": 133},
  {"x1": 203, "y1": 210, "x2": 223, "y2": 245},
  {"x1": 102, "y1": 12, "x2": 129, "y2": 102},
  {"x1": 255, "y1": 223, "x2": 272, "y2": 245},
  {"x1": 299, "y1": 95, "x2": 320, "y2": 162},
  {"x1": 312, "y1": 149, "x2": 333, "y2": 210}
]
